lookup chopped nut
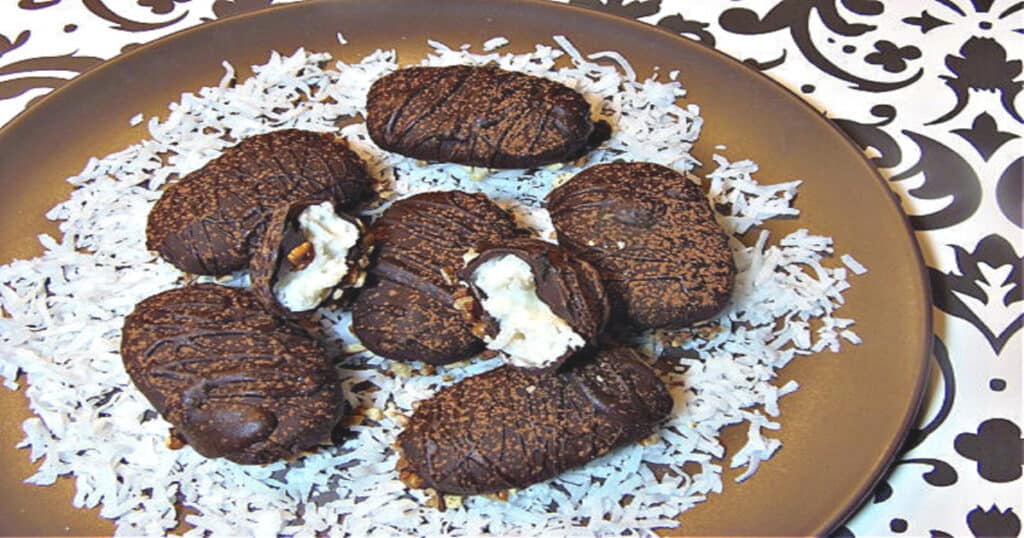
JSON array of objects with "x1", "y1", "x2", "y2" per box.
[
  {"x1": 640, "y1": 432, "x2": 660, "y2": 446},
  {"x1": 352, "y1": 271, "x2": 367, "y2": 288},
  {"x1": 525, "y1": 385, "x2": 536, "y2": 394},
  {"x1": 453, "y1": 296, "x2": 476, "y2": 312},
  {"x1": 586, "y1": 240, "x2": 596, "y2": 247},
  {"x1": 484, "y1": 489, "x2": 515, "y2": 501},
  {"x1": 552, "y1": 172, "x2": 573, "y2": 188},
  {"x1": 384, "y1": 403, "x2": 409, "y2": 427},
  {"x1": 396, "y1": 456, "x2": 427, "y2": 489},
  {"x1": 441, "y1": 374, "x2": 455, "y2": 382},
  {"x1": 439, "y1": 267, "x2": 455, "y2": 285},
  {"x1": 443, "y1": 495, "x2": 464, "y2": 510},
  {"x1": 478, "y1": 350, "x2": 499, "y2": 360},
  {"x1": 616, "y1": 241, "x2": 626, "y2": 249},
  {"x1": 470, "y1": 322, "x2": 490, "y2": 339},
  {"x1": 364, "y1": 407, "x2": 383, "y2": 421},
  {"x1": 390, "y1": 362, "x2": 414, "y2": 378},
  {"x1": 420, "y1": 364, "x2": 437, "y2": 376},
  {"x1": 656, "y1": 328, "x2": 692, "y2": 349},
  {"x1": 343, "y1": 342, "x2": 367, "y2": 354},
  {"x1": 462, "y1": 248, "x2": 480, "y2": 264},
  {"x1": 425, "y1": 488, "x2": 444, "y2": 510},
  {"x1": 331, "y1": 289, "x2": 344, "y2": 300},
  {"x1": 467, "y1": 167, "x2": 490, "y2": 181},
  {"x1": 286, "y1": 241, "x2": 316, "y2": 270},
  {"x1": 695, "y1": 323, "x2": 723, "y2": 340},
  {"x1": 167, "y1": 432, "x2": 186, "y2": 450}
]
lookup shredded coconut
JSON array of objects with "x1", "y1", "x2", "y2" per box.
[
  {"x1": 482, "y1": 36, "x2": 509, "y2": 51},
  {"x1": 472, "y1": 254, "x2": 585, "y2": 369},
  {"x1": 0, "y1": 36, "x2": 864, "y2": 536},
  {"x1": 842, "y1": 254, "x2": 868, "y2": 275}
]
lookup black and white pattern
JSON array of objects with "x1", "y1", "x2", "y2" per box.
[{"x1": 0, "y1": 0, "x2": 1020, "y2": 535}]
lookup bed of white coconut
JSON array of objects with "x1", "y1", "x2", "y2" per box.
[{"x1": 0, "y1": 36, "x2": 867, "y2": 536}]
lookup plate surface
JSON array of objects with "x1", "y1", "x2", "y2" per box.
[{"x1": 0, "y1": 0, "x2": 931, "y2": 535}]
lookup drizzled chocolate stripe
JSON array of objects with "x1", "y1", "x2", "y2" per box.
[
  {"x1": 366, "y1": 65, "x2": 610, "y2": 168},
  {"x1": 351, "y1": 191, "x2": 517, "y2": 365},
  {"x1": 397, "y1": 346, "x2": 672, "y2": 495},
  {"x1": 121, "y1": 284, "x2": 345, "y2": 465},
  {"x1": 458, "y1": 238, "x2": 609, "y2": 372},
  {"x1": 146, "y1": 129, "x2": 371, "y2": 276},
  {"x1": 546, "y1": 162, "x2": 736, "y2": 329}
]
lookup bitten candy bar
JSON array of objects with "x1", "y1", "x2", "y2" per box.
[
  {"x1": 250, "y1": 200, "x2": 372, "y2": 318},
  {"x1": 146, "y1": 129, "x2": 371, "y2": 275},
  {"x1": 351, "y1": 191, "x2": 517, "y2": 365},
  {"x1": 458, "y1": 238, "x2": 608, "y2": 372}
]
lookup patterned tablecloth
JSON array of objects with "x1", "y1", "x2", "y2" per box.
[{"x1": 0, "y1": 1, "x2": 1020, "y2": 536}]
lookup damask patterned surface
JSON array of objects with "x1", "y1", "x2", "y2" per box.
[{"x1": 0, "y1": 0, "x2": 1020, "y2": 536}]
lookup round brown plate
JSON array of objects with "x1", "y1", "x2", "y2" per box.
[{"x1": 0, "y1": 0, "x2": 931, "y2": 535}]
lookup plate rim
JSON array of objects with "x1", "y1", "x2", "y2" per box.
[{"x1": 0, "y1": 0, "x2": 933, "y2": 534}]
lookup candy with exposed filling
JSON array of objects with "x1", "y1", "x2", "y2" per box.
[
  {"x1": 250, "y1": 200, "x2": 372, "y2": 317},
  {"x1": 351, "y1": 191, "x2": 517, "y2": 364},
  {"x1": 458, "y1": 238, "x2": 608, "y2": 372},
  {"x1": 146, "y1": 129, "x2": 371, "y2": 275}
]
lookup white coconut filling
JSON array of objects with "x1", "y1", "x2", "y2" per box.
[
  {"x1": 471, "y1": 254, "x2": 585, "y2": 368},
  {"x1": 273, "y1": 201, "x2": 360, "y2": 312}
]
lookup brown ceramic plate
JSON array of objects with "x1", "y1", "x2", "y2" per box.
[{"x1": 0, "y1": 0, "x2": 931, "y2": 535}]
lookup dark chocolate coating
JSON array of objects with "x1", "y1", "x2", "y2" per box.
[
  {"x1": 351, "y1": 191, "x2": 517, "y2": 365},
  {"x1": 146, "y1": 129, "x2": 371, "y2": 276},
  {"x1": 546, "y1": 162, "x2": 736, "y2": 329},
  {"x1": 366, "y1": 65, "x2": 611, "y2": 168},
  {"x1": 250, "y1": 200, "x2": 371, "y2": 318},
  {"x1": 398, "y1": 346, "x2": 672, "y2": 495},
  {"x1": 120, "y1": 284, "x2": 345, "y2": 465},
  {"x1": 459, "y1": 238, "x2": 609, "y2": 372}
]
